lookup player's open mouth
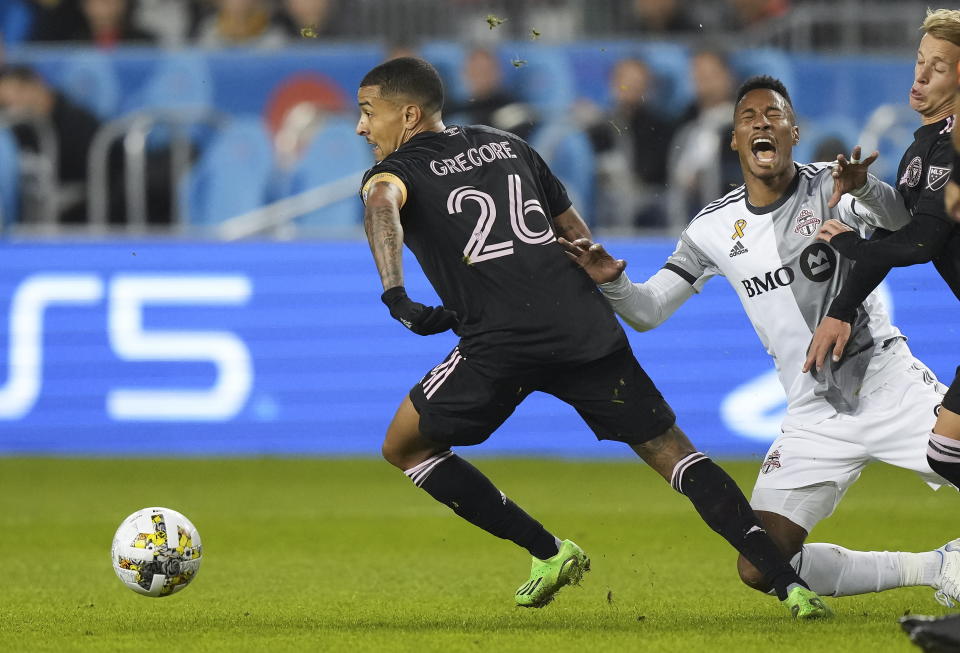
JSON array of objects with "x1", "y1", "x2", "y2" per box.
[{"x1": 751, "y1": 137, "x2": 777, "y2": 164}]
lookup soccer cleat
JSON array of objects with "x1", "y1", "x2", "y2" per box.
[
  {"x1": 900, "y1": 614, "x2": 960, "y2": 653},
  {"x1": 933, "y1": 539, "x2": 960, "y2": 608},
  {"x1": 515, "y1": 539, "x2": 590, "y2": 608},
  {"x1": 783, "y1": 586, "x2": 833, "y2": 620}
]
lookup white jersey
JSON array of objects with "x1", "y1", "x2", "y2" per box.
[{"x1": 607, "y1": 163, "x2": 913, "y2": 426}]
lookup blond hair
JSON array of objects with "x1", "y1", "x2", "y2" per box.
[{"x1": 921, "y1": 8, "x2": 960, "y2": 48}]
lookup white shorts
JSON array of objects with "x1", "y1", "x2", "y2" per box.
[{"x1": 751, "y1": 342, "x2": 949, "y2": 532}]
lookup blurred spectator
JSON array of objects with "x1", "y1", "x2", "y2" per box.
[
  {"x1": 30, "y1": 0, "x2": 156, "y2": 46},
  {"x1": 74, "y1": 0, "x2": 156, "y2": 46},
  {"x1": 584, "y1": 0, "x2": 698, "y2": 35},
  {"x1": 0, "y1": 64, "x2": 100, "y2": 223},
  {"x1": 196, "y1": 0, "x2": 286, "y2": 49},
  {"x1": 667, "y1": 47, "x2": 741, "y2": 225},
  {"x1": 276, "y1": 0, "x2": 344, "y2": 41},
  {"x1": 579, "y1": 57, "x2": 674, "y2": 228},
  {"x1": 626, "y1": 0, "x2": 698, "y2": 33},
  {"x1": 29, "y1": 0, "x2": 86, "y2": 42},
  {"x1": 723, "y1": 0, "x2": 789, "y2": 30},
  {"x1": 0, "y1": 63, "x2": 186, "y2": 227},
  {"x1": 134, "y1": 0, "x2": 193, "y2": 48},
  {"x1": 812, "y1": 135, "x2": 847, "y2": 164},
  {"x1": 449, "y1": 47, "x2": 536, "y2": 139}
]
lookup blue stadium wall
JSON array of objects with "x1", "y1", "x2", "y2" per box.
[{"x1": 1, "y1": 240, "x2": 956, "y2": 457}]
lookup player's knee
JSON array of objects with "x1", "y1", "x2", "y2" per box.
[
  {"x1": 737, "y1": 554, "x2": 773, "y2": 593},
  {"x1": 381, "y1": 438, "x2": 404, "y2": 468}
]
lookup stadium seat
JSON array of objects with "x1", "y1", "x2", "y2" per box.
[
  {"x1": 793, "y1": 114, "x2": 862, "y2": 165},
  {"x1": 126, "y1": 53, "x2": 214, "y2": 114},
  {"x1": 857, "y1": 103, "x2": 918, "y2": 185},
  {"x1": 179, "y1": 117, "x2": 274, "y2": 226},
  {"x1": 121, "y1": 53, "x2": 219, "y2": 150},
  {"x1": 504, "y1": 46, "x2": 576, "y2": 119},
  {"x1": 0, "y1": 128, "x2": 19, "y2": 228},
  {"x1": 529, "y1": 120, "x2": 595, "y2": 217},
  {"x1": 0, "y1": 0, "x2": 33, "y2": 47},
  {"x1": 280, "y1": 116, "x2": 373, "y2": 228},
  {"x1": 55, "y1": 52, "x2": 120, "y2": 120},
  {"x1": 731, "y1": 48, "x2": 797, "y2": 101}
]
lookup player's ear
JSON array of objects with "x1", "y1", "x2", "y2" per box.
[
  {"x1": 792, "y1": 125, "x2": 800, "y2": 145},
  {"x1": 729, "y1": 130, "x2": 737, "y2": 151},
  {"x1": 403, "y1": 103, "x2": 422, "y2": 128}
]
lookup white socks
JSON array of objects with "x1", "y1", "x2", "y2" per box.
[{"x1": 791, "y1": 543, "x2": 942, "y2": 596}]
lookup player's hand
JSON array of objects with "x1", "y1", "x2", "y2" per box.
[
  {"x1": 946, "y1": 180, "x2": 960, "y2": 223},
  {"x1": 557, "y1": 237, "x2": 626, "y2": 284},
  {"x1": 802, "y1": 317, "x2": 851, "y2": 373},
  {"x1": 817, "y1": 219, "x2": 854, "y2": 243},
  {"x1": 828, "y1": 146, "x2": 879, "y2": 208},
  {"x1": 381, "y1": 286, "x2": 459, "y2": 336}
]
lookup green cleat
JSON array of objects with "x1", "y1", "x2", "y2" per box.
[
  {"x1": 784, "y1": 586, "x2": 833, "y2": 620},
  {"x1": 515, "y1": 539, "x2": 590, "y2": 608}
]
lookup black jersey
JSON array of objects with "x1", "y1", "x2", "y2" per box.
[
  {"x1": 894, "y1": 115, "x2": 960, "y2": 300},
  {"x1": 360, "y1": 125, "x2": 626, "y2": 376}
]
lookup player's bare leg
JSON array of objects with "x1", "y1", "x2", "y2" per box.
[
  {"x1": 737, "y1": 497, "x2": 960, "y2": 607},
  {"x1": 382, "y1": 396, "x2": 586, "y2": 607},
  {"x1": 630, "y1": 424, "x2": 830, "y2": 618}
]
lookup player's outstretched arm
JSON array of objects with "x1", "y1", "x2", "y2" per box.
[
  {"x1": 363, "y1": 181, "x2": 458, "y2": 336},
  {"x1": 827, "y1": 145, "x2": 878, "y2": 208},
  {"x1": 829, "y1": 146, "x2": 910, "y2": 229},
  {"x1": 558, "y1": 237, "x2": 694, "y2": 331}
]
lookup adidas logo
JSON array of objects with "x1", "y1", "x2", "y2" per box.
[{"x1": 729, "y1": 241, "x2": 748, "y2": 257}]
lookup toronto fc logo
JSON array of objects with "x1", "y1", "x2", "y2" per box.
[
  {"x1": 793, "y1": 208, "x2": 821, "y2": 237},
  {"x1": 761, "y1": 448, "x2": 782, "y2": 474}
]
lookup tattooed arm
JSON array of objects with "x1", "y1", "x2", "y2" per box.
[
  {"x1": 552, "y1": 206, "x2": 592, "y2": 243},
  {"x1": 362, "y1": 179, "x2": 459, "y2": 336},
  {"x1": 363, "y1": 181, "x2": 406, "y2": 291}
]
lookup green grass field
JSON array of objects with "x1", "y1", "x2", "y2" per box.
[{"x1": 0, "y1": 457, "x2": 955, "y2": 652}]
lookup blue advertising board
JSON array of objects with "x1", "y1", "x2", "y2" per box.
[{"x1": 0, "y1": 240, "x2": 956, "y2": 457}]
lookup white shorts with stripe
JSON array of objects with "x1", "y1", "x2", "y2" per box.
[{"x1": 751, "y1": 340, "x2": 951, "y2": 532}]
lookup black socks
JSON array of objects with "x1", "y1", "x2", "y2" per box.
[{"x1": 405, "y1": 451, "x2": 560, "y2": 560}]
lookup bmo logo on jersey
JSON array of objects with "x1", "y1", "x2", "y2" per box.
[
  {"x1": 739, "y1": 244, "x2": 837, "y2": 298},
  {"x1": 740, "y1": 266, "x2": 795, "y2": 298},
  {"x1": 0, "y1": 273, "x2": 253, "y2": 422}
]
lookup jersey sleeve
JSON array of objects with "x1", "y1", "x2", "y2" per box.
[
  {"x1": 359, "y1": 159, "x2": 411, "y2": 207},
  {"x1": 837, "y1": 174, "x2": 911, "y2": 233},
  {"x1": 523, "y1": 141, "x2": 572, "y2": 218},
  {"x1": 663, "y1": 231, "x2": 719, "y2": 289},
  {"x1": 916, "y1": 137, "x2": 954, "y2": 223}
]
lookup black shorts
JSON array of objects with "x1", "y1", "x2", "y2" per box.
[
  {"x1": 409, "y1": 345, "x2": 676, "y2": 447},
  {"x1": 943, "y1": 365, "x2": 960, "y2": 414}
]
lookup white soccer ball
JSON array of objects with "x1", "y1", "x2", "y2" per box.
[{"x1": 110, "y1": 507, "x2": 202, "y2": 597}]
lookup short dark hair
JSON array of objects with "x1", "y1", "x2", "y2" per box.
[
  {"x1": 734, "y1": 75, "x2": 794, "y2": 119},
  {"x1": 360, "y1": 57, "x2": 444, "y2": 116}
]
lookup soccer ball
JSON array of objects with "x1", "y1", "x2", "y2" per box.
[{"x1": 110, "y1": 507, "x2": 202, "y2": 597}]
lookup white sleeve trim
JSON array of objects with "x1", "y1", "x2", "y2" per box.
[{"x1": 599, "y1": 268, "x2": 695, "y2": 332}]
